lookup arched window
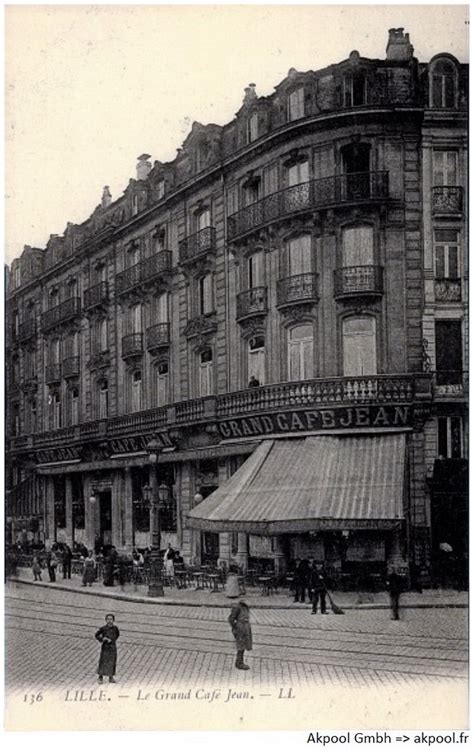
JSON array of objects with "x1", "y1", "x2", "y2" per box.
[
  {"x1": 155, "y1": 362, "x2": 169, "y2": 407},
  {"x1": 286, "y1": 235, "x2": 312, "y2": 276},
  {"x1": 131, "y1": 370, "x2": 142, "y2": 413},
  {"x1": 343, "y1": 317, "x2": 377, "y2": 376},
  {"x1": 430, "y1": 59, "x2": 456, "y2": 108},
  {"x1": 248, "y1": 335, "x2": 265, "y2": 386},
  {"x1": 199, "y1": 349, "x2": 214, "y2": 397},
  {"x1": 288, "y1": 324, "x2": 313, "y2": 381},
  {"x1": 288, "y1": 87, "x2": 305, "y2": 121},
  {"x1": 342, "y1": 226, "x2": 374, "y2": 267},
  {"x1": 98, "y1": 379, "x2": 109, "y2": 419},
  {"x1": 247, "y1": 111, "x2": 259, "y2": 143}
]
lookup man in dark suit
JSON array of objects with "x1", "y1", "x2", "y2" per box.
[
  {"x1": 62, "y1": 543, "x2": 73, "y2": 579},
  {"x1": 387, "y1": 569, "x2": 404, "y2": 620},
  {"x1": 310, "y1": 562, "x2": 328, "y2": 614}
]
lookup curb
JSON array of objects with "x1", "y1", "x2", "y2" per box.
[{"x1": 8, "y1": 578, "x2": 469, "y2": 611}]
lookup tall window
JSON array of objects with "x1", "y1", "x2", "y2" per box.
[
  {"x1": 197, "y1": 208, "x2": 211, "y2": 231},
  {"x1": 199, "y1": 349, "x2": 214, "y2": 397},
  {"x1": 131, "y1": 370, "x2": 142, "y2": 413},
  {"x1": 433, "y1": 151, "x2": 457, "y2": 186},
  {"x1": 287, "y1": 235, "x2": 312, "y2": 276},
  {"x1": 70, "y1": 387, "x2": 79, "y2": 425},
  {"x1": 243, "y1": 180, "x2": 260, "y2": 207},
  {"x1": 157, "y1": 179, "x2": 165, "y2": 199},
  {"x1": 435, "y1": 320, "x2": 462, "y2": 385},
  {"x1": 156, "y1": 292, "x2": 169, "y2": 323},
  {"x1": 288, "y1": 87, "x2": 305, "y2": 121},
  {"x1": 343, "y1": 72, "x2": 366, "y2": 107},
  {"x1": 98, "y1": 379, "x2": 109, "y2": 419},
  {"x1": 131, "y1": 303, "x2": 142, "y2": 333},
  {"x1": 248, "y1": 336, "x2": 265, "y2": 386},
  {"x1": 50, "y1": 338, "x2": 61, "y2": 365},
  {"x1": 247, "y1": 252, "x2": 263, "y2": 288},
  {"x1": 68, "y1": 278, "x2": 78, "y2": 298},
  {"x1": 49, "y1": 287, "x2": 59, "y2": 308},
  {"x1": 132, "y1": 193, "x2": 139, "y2": 216},
  {"x1": 129, "y1": 243, "x2": 141, "y2": 266},
  {"x1": 438, "y1": 416, "x2": 463, "y2": 458},
  {"x1": 156, "y1": 362, "x2": 169, "y2": 406},
  {"x1": 12, "y1": 404, "x2": 20, "y2": 436},
  {"x1": 434, "y1": 229, "x2": 459, "y2": 279},
  {"x1": 198, "y1": 274, "x2": 213, "y2": 315},
  {"x1": 343, "y1": 317, "x2": 377, "y2": 376},
  {"x1": 28, "y1": 399, "x2": 37, "y2": 434},
  {"x1": 342, "y1": 226, "x2": 374, "y2": 266},
  {"x1": 247, "y1": 111, "x2": 259, "y2": 143},
  {"x1": 430, "y1": 59, "x2": 456, "y2": 108},
  {"x1": 14, "y1": 265, "x2": 21, "y2": 288},
  {"x1": 25, "y1": 349, "x2": 37, "y2": 379},
  {"x1": 288, "y1": 160, "x2": 309, "y2": 187},
  {"x1": 49, "y1": 389, "x2": 62, "y2": 430},
  {"x1": 288, "y1": 325, "x2": 313, "y2": 381}
]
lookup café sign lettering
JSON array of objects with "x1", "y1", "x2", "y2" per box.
[{"x1": 219, "y1": 405, "x2": 411, "y2": 439}]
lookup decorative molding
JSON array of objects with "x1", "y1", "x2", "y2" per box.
[
  {"x1": 279, "y1": 303, "x2": 316, "y2": 325},
  {"x1": 239, "y1": 315, "x2": 267, "y2": 339}
]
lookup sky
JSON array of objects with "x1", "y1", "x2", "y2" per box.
[{"x1": 4, "y1": 3, "x2": 469, "y2": 264}]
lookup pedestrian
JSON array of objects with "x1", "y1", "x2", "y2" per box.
[
  {"x1": 62, "y1": 543, "x2": 73, "y2": 579},
  {"x1": 46, "y1": 549, "x2": 58, "y2": 582},
  {"x1": 95, "y1": 613, "x2": 120, "y2": 684},
  {"x1": 82, "y1": 550, "x2": 96, "y2": 587},
  {"x1": 228, "y1": 600, "x2": 252, "y2": 670},
  {"x1": 293, "y1": 558, "x2": 310, "y2": 603},
  {"x1": 163, "y1": 543, "x2": 175, "y2": 579},
  {"x1": 103, "y1": 546, "x2": 118, "y2": 586},
  {"x1": 310, "y1": 563, "x2": 328, "y2": 615},
  {"x1": 387, "y1": 568, "x2": 404, "y2": 620},
  {"x1": 32, "y1": 556, "x2": 42, "y2": 581},
  {"x1": 226, "y1": 565, "x2": 241, "y2": 599},
  {"x1": 248, "y1": 375, "x2": 260, "y2": 388}
]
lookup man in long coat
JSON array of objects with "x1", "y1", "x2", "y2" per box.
[
  {"x1": 228, "y1": 601, "x2": 252, "y2": 670},
  {"x1": 95, "y1": 613, "x2": 120, "y2": 683}
]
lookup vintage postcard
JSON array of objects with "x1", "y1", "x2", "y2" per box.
[{"x1": 4, "y1": 4, "x2": 469, "y2": 734}]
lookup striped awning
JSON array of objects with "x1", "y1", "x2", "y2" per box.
[{"x1": 187, "y1": 434, "x2": 407, "y2": 534}]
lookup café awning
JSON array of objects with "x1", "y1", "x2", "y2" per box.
[{"x1": 187, "y1": 434, "x2": 407, "y2": 534}]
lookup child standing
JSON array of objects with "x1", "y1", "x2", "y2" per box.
[
  {"x1": 32, "y1": 556, "x2": 42, "y2": 581},
  {"x1": 95, "y1": 613, "x2": 120, "y2": 683},
  {"x1": 228, "y1": 600, "x2": 252, "y2": 670}
]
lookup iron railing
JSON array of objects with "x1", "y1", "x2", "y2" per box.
[
  {"x1": 146, "y1": 323, "x2": 171, "y2": 351},
  {"x1": 434, "y1": 278, "x2": 462, "y2": 303},
  {"x1": 18, "y1": 318, "x2": 37, "y2": 342},
  {"x1": 115, "y1": 251, "x2": 171, "y2": 295},
  {"x1": 62, "y1": 356, "x2": 80, "y2": 378},
  {"x1": 179, "y1": 227, "x2": 216, "y2": 264},
  {"x1": 432, "y1": 186, "x2": 463, "y2": 214},
  {"x1": 45, "y1": 363, "x2": 62, "y2": 383},
  {"x1": 277, "y1": 273, "x2": 319, "y2": 307},
  {"x1": 122, "y1": 333, "x2": 143, "y2": 358},
  {"x1": 236, "y1": 287, "x2": 268, "y2": 320},
  {"x1": 42, "y1": 298, "x2": 81, "y2": 332},
  {"x1": 84, "y1": 281, "x2": 108, "y2": 309},
  {"x1": 334, "y1": 265, "x2": 384, "y2": 298},
  {"x1": 228, "y1": 172, "x2": 389, "y2": 240}
]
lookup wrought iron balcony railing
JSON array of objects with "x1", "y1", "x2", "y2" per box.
[
  {"x1": 432, "y1": 186, "x2": 463, "y2": 215},
  {"x1": 434, "y1": 370, "x2": 468, "y2": 397},
  {"x1": 236, "y1": 287, "x2": 268, "y2": 321},
  {"x1": 146, "y1": 323, "x2": 171, "y2": 351},
  {"x1": 179, "y1": 227, "x2": 216, "y2": 264},
  {"x1": 277, "y1": 273, "x2": 319, "y2": 307},
  {"x1": 434, "y1": 278, "x2": 462, "y2": 303},
  {"x1": 334, "y1": 265, "x2": 384, "y2": 299},
  {"x1": 62, "y1": 356, "x2": 80, "y2": 378},
  {"x1": 228, "y1": 172, "x2": 389, "y2": 240},
  {"x1": 115, "y1": 251, "x2": 171, "y2": 295},
  {"x1": 84, "y1": 281, "x2": 108, "y2": 310},
  {"x1": 45, "y1": 363, "x2": 62, "y2": 383},
  {"x1": 122, "y1": 333, "x2": 143, "y2": 358},
  {"x1": 42, "y1": 297, "x2": 81, "y2": 332},
  {"x1": 18, "y1": 318, "x2": 37, "y2": 342}
]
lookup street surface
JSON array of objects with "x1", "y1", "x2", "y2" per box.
[{"x1": 5, "y1": 581, "x2": 468, "y2": 693}]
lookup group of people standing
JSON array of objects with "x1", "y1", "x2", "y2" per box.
[
  {"x1": 292, "y1": 559, "x2": 330, "y2": 614},
  {"x1": 31, "y1": 543, "x2": 74, "y2": 582}
]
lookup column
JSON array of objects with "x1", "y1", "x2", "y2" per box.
[
  {"x1": 179, "y1": 463, "x2": 194, "y2": 563},
  {"x1": 124, "y1": 467, "x2": 134, "y2": 551},
  {"x1": 83, "y1": 476, "x2": 95, "y2": 551},
  {"x1": 272, "y1": 536, "x2": 286, "y2": 576},
  {"x1": 65, "y1": 475, "x2": 73, "y2": 546},
  {"x1": 235, "y1": 533, "x2": 249, "y2": 572},
  {"x1": 111, "y1": 473, "x2": 122, "y2": 550},
  {"x1": 45, "y1": 477, "x2": 55, "y2": 547}
]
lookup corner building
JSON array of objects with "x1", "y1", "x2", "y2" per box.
[{"x1": 6, "y1": 29, "x2": 468, "y2": 583}]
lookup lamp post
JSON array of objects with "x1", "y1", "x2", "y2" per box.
[
  {"x1": 89, "y1": 491, "x2": 97, "y2": 553},
  {"x1": 145, "y1": 439, "x2": 164, "y2": 597}
]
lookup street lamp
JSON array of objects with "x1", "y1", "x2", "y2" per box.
[{"x1": 146, "y1": 438, "x2": 164, "y2": 597}]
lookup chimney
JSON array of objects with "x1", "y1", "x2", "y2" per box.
[
  {"x1": 243, "y1": 83, "x2": 257, "y2": 104},
  {"x1": 101, "y1": 186, "x2": 112, "y2": 209},
  {"x1": 136, "y1": 154, "x2": 152, "y2": 181},
  {"x1": 386, "y1": 28, "x2": 414, "y2": 62}
]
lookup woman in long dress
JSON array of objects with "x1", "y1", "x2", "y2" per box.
[
  {"x1": 82, "y1": 550, "x2": 96, "y2": 587},
  {"x1": 95, "y1": 614, "x2": 120, "y2": 683}
]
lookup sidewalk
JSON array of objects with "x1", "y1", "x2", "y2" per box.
[{"x1": 10, "y1": 568, "x2": 468, "y2": 610}]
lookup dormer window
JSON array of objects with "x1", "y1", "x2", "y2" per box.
[
  {"x1": 157, "y1": 179, "x2": 165, "y2": 199},
  {"x1": 430, "y1": 58, "x2": 457, "y2": 108},
  {"x1": 247, "y1": 111, "x2": 259, "y2": 143},
  {"x1": 288, "y1": 87, "x2": 305, "y2": 121},
  {"x1": 132, "y1": 193, "x2": 139, "y2": 216},
  {"x1": 343, "y1": 71, "x2": 367, "y2": 107},
  {"x1": 14, "y1": 265, "x2": 21, "y2": 289}
]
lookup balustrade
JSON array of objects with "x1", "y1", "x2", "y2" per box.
[
  {"x1": 18, "y1": 318, "x2": 37, "y2": 342},
  {"x1": 432, "y1": 186, "x2": 463, "y2": 214},
  {"x1": 277, "y1": 273, "x2": 318, "y2": 307},
  {"x1": 84, "y1": 281, "x2": 108, "y2": 309},
  {"x1": 115, "y1": 251, "x2": 171, "y2": 295},
  {"x1": 62, "y1": 356, "x2": 80, "y2": 378},
  {"x1": 434, "y1": 278, "x2": 462, "y2": 303},
  {"x1": 45, "y1": 363, "x2": 62, "y2": 383},
  {"x1": 146, "y1": 323, "x2": 171, "y2": 351},
  {"x1": 122, "y1": 333, "x2": 143, "y2": 358},
  {"x1": 175, "y1": 398, "x2": 206, "y2": 424},
  {"x1": 179, "y1": 227, "x2": 216, "y2": 263},
  {"x1": 42, "y1": 297, "x2": 81, "y2": 332},
  {"x1": 236, "y1": 287, "x2": 267, "y2": 320},
  {"x1": 334, "y1": 266, "x2": 383, "y2": 298},
  {"x1": 434, "y1": 371, "x2": 467, "y2": 397}
]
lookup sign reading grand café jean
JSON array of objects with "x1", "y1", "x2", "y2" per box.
[{"x1": 218, "y1": 405, "x2": 412, "y2": 439}]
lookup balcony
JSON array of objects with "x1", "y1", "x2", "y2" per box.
[
  {"x1": 122, "y1": 333, "x2": 143, "y2": 359},
  {"x1": 87, "y1": 350, "x2": 111, "y2": 370},
  {"x1": 18, "y1": 318, "x2": 37, "y2": 343},
  {"x1": 277, "y1": 273, "x2": 319, "y2": 308},
  {"x1": 62, "y1": 356, "x2": 80, "y2": 379},
  {"x1": 42, "y1": 297, "x2": 81, "y2": 332},
  {"x1": 84, "y1": 281, "x2": 108, "y2": 310},
  {"x1": 432, "y1": 186, "x2": 463, "y2": 215},
  {"x1": 228, "y1": 172, "x2": 389, "y2": 241},
  {"x1": 434, "y1": 371, "x2": 468, "y2": 398},
  {"x1": 115, "y1": 251, "x2": 171, "y2": 296},
  {"x1": 146, "y1": 323, "x2": 171, "y2": 353},
  {"x1": 236, "y1": 287, "x2": 268, "y2": 321},
  {"x1": 179, "y1": 227, "x2": 216, "y2": 264},
  {"x1": 20, "y1": 376, "x2": 38, "y2": 394},
  {"x1": 434, "y1": 278, "x2": 462, "y2": 303},
  {"x1": 183, "y1": 312, "x2": 218, "y2": 339},
  {"x1": 334, "y1": 265, "x2": 384, "y2": 300},
  {"x1": 45, "y1": 363, "x2": 62, "y2": 384}
]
